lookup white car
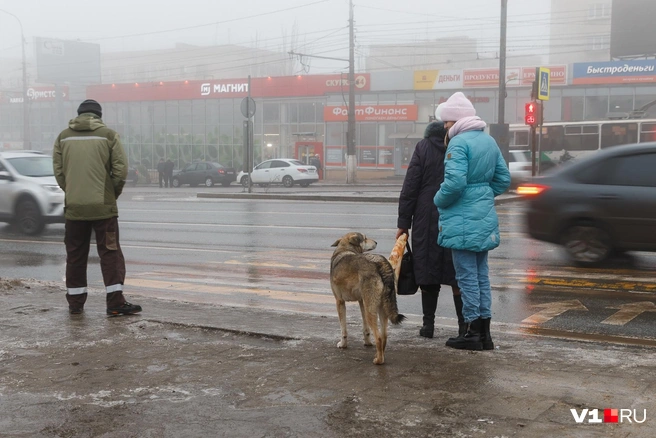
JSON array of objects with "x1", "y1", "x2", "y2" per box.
[
  {"x1": 509, "y1": 150, "x2": 532, "y2": 185},
  {"x1": 0, "y1": 151, "x2": 65, "y2": 235},
  {"x1": 237, "y1": 158, "x2": 318, "y2": 188}
]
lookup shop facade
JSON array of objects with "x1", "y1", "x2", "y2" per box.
[{"x1": 2, "y1": 59, "x2": 656, "y2": 177}]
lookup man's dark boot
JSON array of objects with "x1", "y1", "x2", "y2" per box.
[
  {"x1": 445, "y1": 318, "x2": 483, "y2": 351},
  {"x1": 106, "y1": 291, "x2": 142, "y2": 316},
  {"x1": 447, "y1": 294, "x2": 467, "y2": 342},
  {"x1": 66, "y1": 293, "x2": 87, "y2": 315},
  {"x1": 480, "y1": 318, "x2": 494, "y2": 350},
  {"x1": 419, "y1": 287, "x2": 439, "y2": 338}
]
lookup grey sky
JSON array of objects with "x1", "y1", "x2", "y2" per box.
[{"x1": 1, "y1": 0, "x2": 551, "y2": 73}]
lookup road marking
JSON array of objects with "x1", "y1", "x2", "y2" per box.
[
  {"x1": 601, "y1": 302, "x2": 656, "y2": 326},
  {"x1": 120, "y1": 208, "x2": 397, "y2": 218},
  {"x1": 522, "y1": 299, "x2": 588, "y2": 324},
  {"x1": 524, "y1": 276, "x2": 656, "y2": 292},
  {"x1": 124, "y1": 278, "x2": 334, "y2": 305}
]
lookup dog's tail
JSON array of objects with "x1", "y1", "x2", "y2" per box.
[
  {"x1": 377, "y1": 259, "x2": 406, "y2": 325},
  {"x1": 389, "y1": 312, "x2": 406, "y2": 325}
]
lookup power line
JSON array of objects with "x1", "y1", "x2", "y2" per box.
[{"x1": 80, "y1": 0, "x2": 331, "y2": 42}]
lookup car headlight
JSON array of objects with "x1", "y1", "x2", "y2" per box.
[{"x1": 43, "y1": 185, "x2": 62, "y2": 193}]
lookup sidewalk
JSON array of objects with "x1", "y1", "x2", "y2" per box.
[
  {"x1": 195, "y1": 180, "x2": 522, "y2": 204},
  {"x1": 1, "y1": 278, "x2": 654, "y2": 437}
]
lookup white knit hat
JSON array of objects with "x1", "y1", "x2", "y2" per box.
[
  {"x1": 439, "y1": 92, "x2": 476, "y2": 122},
  {"x1": 434, "y1": 102, "x2": 446, "y2": 121}
]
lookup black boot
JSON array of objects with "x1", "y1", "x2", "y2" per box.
[
  {"x1": 447, "y1": 293, "x2": 467, "y2": 342},
  {"x1": 106, "y1": 291, "x2": 142, "y2": 316},
  {"x1": 66, "y1": 292, "x2": 87, "y2": 315},
  {"x1": 445, "y1": 318, "x2": 483, "y2": 351},
  {"x1": 419, "y1": 286, "x2": 439, "y2": 338},
  {"x1": 480, "y1": 318, "x2": 494, "y2": 350}
]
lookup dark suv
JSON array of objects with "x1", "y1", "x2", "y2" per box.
[
  {"x1": 172, "y1": 162, "x2": 236, "y2": 188},
  {"x1": 520, "y1": 143, "x2": 656, "y2": 266}
]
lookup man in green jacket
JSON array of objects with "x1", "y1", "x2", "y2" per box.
[{"x1": 53, "y1": 99, "x2": 142, "y2": 316}]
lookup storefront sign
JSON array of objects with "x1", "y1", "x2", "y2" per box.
[
  {"x1": 463, "y1": 67, "x2": 522, "y2": 88},
  {"x1": 521, "y1": 65, "x2": 567, "y2": 86},
  {"x1": 573, "y1": 60, "x2": 656, "y2": 85},
  {"x1": 4, "y1": 86, "x2": 69, "y2": 104},
  {"x1": 87, "y1": 74, "x2": 370, "y2": 102},
  {"x1": 414, "y1": 70, "x2": 463, "y2": 89},
  {"x1": 416, "y1": 66, "x2": 567, "y2": 89},
  {"x1": 324, "y1": 104, "x2": 418, "y2": 122}
]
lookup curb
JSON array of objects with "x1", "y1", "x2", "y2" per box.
[
  {"x1": 197, "y1": 192, "x2": 523, "y2": 204},
  {"x1": 197, "y1": 193, "x2": 400, "y2": 203}
]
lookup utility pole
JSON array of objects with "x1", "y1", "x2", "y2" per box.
[
  {"x1": 346, "y1": 0, "x2": 356, "y2": 184},
  {"x1": 288, "y1": 1, "x2": 357, "y2": 183},
  {"x1": 496, "y1": 0, "x2": 509, "y2": 165},
  {"x1": 0, "y1": 9, "x2": 29, "y2": 149}
]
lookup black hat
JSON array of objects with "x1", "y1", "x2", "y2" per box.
[{"x1": 77, "y1": 99, "x2": 102, "y2": 118}]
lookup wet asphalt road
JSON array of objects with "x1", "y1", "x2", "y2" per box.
[{"x1": 1, "y1": 185, "x2": 655, "y2": 346}]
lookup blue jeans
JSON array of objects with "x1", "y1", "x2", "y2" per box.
[{"x1": 451, "y1": 249, "x2": 491, "y2": 323}]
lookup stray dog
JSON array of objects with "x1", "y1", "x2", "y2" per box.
[{"x1": 330, "y1": 232, "x2": 405, "y2": 365}]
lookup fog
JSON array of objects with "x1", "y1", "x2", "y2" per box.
[{"x1": 1, "y1": 0, "x2": 551, "y2": 78}]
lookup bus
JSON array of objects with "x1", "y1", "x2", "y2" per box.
[{"x1": 509, "y1": 118, "x2": 656, "y2": 169}]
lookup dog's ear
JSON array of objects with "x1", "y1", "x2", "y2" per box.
[
  {"x1": 331, "y1": 239, "x2": 341, "y2": 247},
  {"x1": 349, "y1": 233, "x2": 364, "y2": 246}
]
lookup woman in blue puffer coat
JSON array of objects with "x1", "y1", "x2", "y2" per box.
[{"x1": 433, "y1": 92, "x2": 511, "y2": 351}]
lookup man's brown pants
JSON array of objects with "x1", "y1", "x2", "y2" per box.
[{"x1": 65, "y1": 217, "x2": 126, "y2": 295}]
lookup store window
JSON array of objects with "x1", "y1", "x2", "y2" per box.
[
  {"x1": 585, "y1": 89, "x2": 609, "y2": 120},
  {"x1": 471, "y1": 91, "x2": 495, "y2": 123},
  {"x1": 179, "y1": 101, "x2": 192, "y2": 136},
  {"x1": 263, "y1": 102, "x2": 280, "y2": 123},
  {"x1": 358, "y1": 147, "x2": 377, "y2": 166},
  {"x1": 378, "y1": 123, "x2": 395, "y2": 146},
  {"x1": 165, "y1": 102, "x2": 178, "y2": 135},
  {"x1": 219, "y1": 101, "x2": 233, "y2": 125},
  {"x1": 299, "y1": 102, "x2": 316, "y2": 123},
  {"x1": 359, "y1": 123, "x2": 377, "y2": 145},
  {"x1": 396, "y1": 123, "x2": 414, "y2": 134},
  {"x1": 286, "y1": 103, "x2": 299, "y2": 123},
  {"x1": 634, "y1": 94, "x2": 656, "y2": 118},
  {"x1": 609, "y1": 89, "x2": 634, "y2": 115},
  {"x1": 206, "y1": 101, "x2": 219, "y2": 130},
  {"x1": 585, "y1": 96, "x2": 608, "y2": 119},
  {"x1": 326, "y1": 123, "x2": 345, "y2": 146},
  {"x1": 315, "y1": 102, "x2": 325, "y2": 122}
]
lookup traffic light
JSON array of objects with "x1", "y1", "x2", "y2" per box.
[{"x1": 524, "y1": 101, "x2": 541, "y2": 127}]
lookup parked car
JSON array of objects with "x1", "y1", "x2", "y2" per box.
[
  {"x1": 518, "y1": 142, "x2": 656, "y2": 266},
  {"x1": 237, "y1": 159, "x2": 318, "y2": 188},
  {"x1": 509, "y1": 150, "x2": 557, "y2": 186},
  {"x1": 0, "y1": 150, "x2": 65, "y2": 235},
  {"x1": 172, "y1": 162, "x2": 236, "y2": 187},
  {"x1": 509, "y1": 150, "x2": 531, "y2": 185},
  {"x1": 126, "y1": 167, "x2": 139, "y2": 187}
]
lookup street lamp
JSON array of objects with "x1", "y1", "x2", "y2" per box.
[{"x1": 0, "y1": 9, "x2": 29, "y2": 149}]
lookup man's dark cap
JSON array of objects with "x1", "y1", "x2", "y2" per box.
[{"x1": 77, "y1": 99, "x2": 102, "y2": 118}]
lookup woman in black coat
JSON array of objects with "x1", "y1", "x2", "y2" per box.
[{"x1": 396, "y1": 121, "x2": 464, "y2": 339}]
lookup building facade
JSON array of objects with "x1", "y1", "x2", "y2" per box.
[
  {"x1": 4, "y1": 59, "x2": 656, "y2": 178},
  {"x1": 549, "y1": 0, "x2": 612, "y2": 65}
]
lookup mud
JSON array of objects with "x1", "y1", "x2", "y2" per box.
[{"x1": 0, "y1": 280, "x2": 654, "y2": 437}]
